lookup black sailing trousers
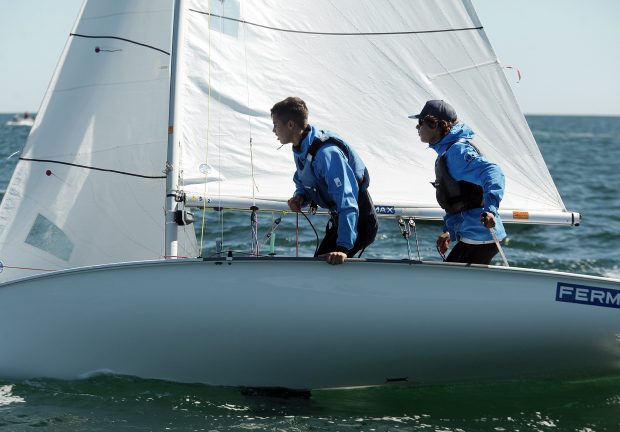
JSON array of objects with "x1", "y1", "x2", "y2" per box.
[{"x1": 314, "y1": 189, "x2": 378, "y2": 258}]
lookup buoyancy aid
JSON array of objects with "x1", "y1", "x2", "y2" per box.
[
  {"x1": 297, "y1": 130, "x2": 370, "y2": 212},
  {"x1": 433, "y1": 139, "x2": 484, "y2": 214}
]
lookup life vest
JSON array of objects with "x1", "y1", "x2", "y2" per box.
[
  {"x1": 297, "y1": 130, "x2": 369, "y2": 212},
  {"x1": 433, "y1": 139, "x2": 484, "y2": 214}
]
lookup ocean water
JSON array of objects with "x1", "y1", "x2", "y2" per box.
[{"x1": 0, "y1": 113, "x2": 619, "y2": 431}]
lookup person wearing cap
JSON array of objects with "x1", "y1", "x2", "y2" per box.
[
  {"x1": 410, "y1": 99, "x2": 507, "y2": 264},
  {"x1": 271, "y1": 96, "x2": 378, "y2": 265}
]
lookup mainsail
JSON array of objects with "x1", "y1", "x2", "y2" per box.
[{"x1": 177, "y1": 0, "x2": 573, "y2": 225}]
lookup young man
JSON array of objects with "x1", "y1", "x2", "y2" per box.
[
  {"x1": 411, "y1": 99, "x2": 507, "y2": 264},
  {"x1": 271, "y1": 97, "x2": 378, "y2": 265}
]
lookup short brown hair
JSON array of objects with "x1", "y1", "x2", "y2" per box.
[
  {"x1": 271, "y1": 97, "x2": 308, "y2": 128},
  {"x1": 421, "y1": 115, "x2": 456, "y2": 137}
]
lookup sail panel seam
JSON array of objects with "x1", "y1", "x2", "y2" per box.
[
  {"x1": 19, "y1": 158, "x2": 166, "y2": 179},
  {"x1": 188, "y1": 10, "x2": 482, "y2": 36},
  {"x1": 70, "y1": 33, "x2": 170, "y2": 55}
]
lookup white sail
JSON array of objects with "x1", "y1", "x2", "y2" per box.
[
  {"x1": 178, "y1": 0, "x2": 571, "y2": 224},
  {"x1": 0, "y1": 0, "x2": 197, "y2": 282}
]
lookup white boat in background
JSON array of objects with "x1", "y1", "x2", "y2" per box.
[
  {"x1": 0, "y1": 0, "x2": 618, "y2": 390},
  {"x1": 5, "y1": 113, "x2": 34, "y2": 127}
]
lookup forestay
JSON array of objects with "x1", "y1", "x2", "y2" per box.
[
  {"x1": 0, "y1": 1, "x2": 197, "y2": 282},
  {"x1": 178, "y1": 0, "x2": 575, "y2": 224}
]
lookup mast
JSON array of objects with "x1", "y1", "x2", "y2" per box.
[{"x1": 165, "y1": 0, "x2": 187, "y2": 258}]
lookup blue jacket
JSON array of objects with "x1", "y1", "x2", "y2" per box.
[
  {"x1": 292, "y1": 125, "x2": 366, "y2": 250},
  {"x1": 431, "y1": 122, "x2": 507, "y2": 243}
]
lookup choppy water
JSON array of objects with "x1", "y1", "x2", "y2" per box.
[{"x1": 1, "y1": 113, "x2": 619, "y2": 431}]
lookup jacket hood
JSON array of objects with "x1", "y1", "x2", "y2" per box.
[{"x1": 431, "y1": 122, "x2": 475, "y2": 154}]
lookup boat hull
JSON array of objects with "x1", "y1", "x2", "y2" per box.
[
  {"x1": 0, "y1": 258, "x2": 619, "y2": 389},
  {"x1": 5, "y1": 119, "x2": 34, "y2": 127}
]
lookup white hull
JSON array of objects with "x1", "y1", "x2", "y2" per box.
[
  {"x1": 0, "y1": 258, "x2": 619, "y2": 390},
  {"x1": 5, "y1": 118, "x2": 34, "y2": 127}
]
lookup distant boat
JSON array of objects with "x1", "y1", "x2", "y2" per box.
[{"x1": 6, "y1": 113, "x2": 34, "y2": 127}]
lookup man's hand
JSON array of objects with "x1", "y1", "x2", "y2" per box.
[
  {"x1": 287, "y1": 196, "x2": 304, "y2": 212},
  {"x1": 480, "y1": 211, "x2": 496, "y2": 228},
  {"x1": 320, "y1": 251, "x2": 347, "y2": 265},
  {"x1": 436, "y1": 232, "x2": 450, "y2": 254}
]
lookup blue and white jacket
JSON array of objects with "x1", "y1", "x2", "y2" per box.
[
  {"x1": 292, "y1": 125, "x2": 368, "y2": 251},
  {"x1": 431, "y1": 122, "x2": 507, "y2": 244}
]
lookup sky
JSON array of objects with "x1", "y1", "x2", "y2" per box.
[{"x1": 0, "y1": 0, "x2": 618, "y2": 116}]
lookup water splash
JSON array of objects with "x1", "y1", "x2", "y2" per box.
[{"x1": 0, "y1": 385, "x2": 25, "y2": 406}]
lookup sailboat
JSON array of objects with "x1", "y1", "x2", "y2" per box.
[
  {"x1": 0, "y1": 0, "x2": 618, "y2": 390},
  {"x1": 5, "y1": 113, "x2": 35, "y2": 127}
]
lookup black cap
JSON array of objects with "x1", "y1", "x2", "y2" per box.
[{"x1": 408, "y1": 100, "x2": 457, "y2": 122}]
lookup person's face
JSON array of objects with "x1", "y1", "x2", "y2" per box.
[
  {"x1": 416, "y1": 118, "x2": 441, "y2": 144},
  {"x1": 272, "y1": 116, "x2": 295, "y2": 144}
]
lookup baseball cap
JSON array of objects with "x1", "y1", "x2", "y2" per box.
[{"x1": 408, "y1": 100, "x2": 457, "y2": 122}]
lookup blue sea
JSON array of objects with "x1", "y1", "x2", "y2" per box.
[{"x1": 1, "y1": 113, "x2": 619, "y2": 431}]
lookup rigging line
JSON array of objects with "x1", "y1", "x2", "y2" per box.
[
  {"x1": 199, "y1": 0, "x2": 214, "y2": 255},
  {"x1": 240, "y1": 4, "x2": 258, "y2": 204},
  {"x1": 19, "y1": 158, "x2": 165, "y2": 179},
  {"x1": 1, "y1": 265, "x2": 56, "y2": 272},
  {"x1": 70, "y1": 33, "x2": 170, "y2": 55},
  {"x1": 299, "y1": 209, "x2": 320, "y2": 257},
  {"x1": 250, "y1": 206, "x2": 259, "y2": 256},
  {"x1": 216, "y1": 3, "x2": 225, "y2": 256},
  {"x1": 189, "y1": 10, "x2": 483, "y2": 36}
]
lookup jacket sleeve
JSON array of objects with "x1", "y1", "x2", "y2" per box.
[
  {"x1": 292, "y1": 170, "x2": 307, "y2": 203},
  {"x1": 314, "y1": 147, "x2": 359, "y2": 251},
  {"x1": 446, "y1": 144, "x2": 505, "y2": 215}
]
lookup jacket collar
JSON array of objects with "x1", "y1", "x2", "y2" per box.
[
  {"x1": 430, "y1": 122, "x2": 475, "y2": 155},
  {"x1": 292, "y1": 124, "x2": 317, "y2": 158}
]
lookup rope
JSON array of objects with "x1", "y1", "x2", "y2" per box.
[
  {"x1": 490, "y1": 228, "x2": 510, "y2": 267},
  {"x1": 217, "y1": 9, "x2": 225, "y2": 258},
  {"x1": 398, "y1": 218, "x2": 412, "y2": 261},
  {"x1": 0, "y1": 264, "x2": 56, "y2": 273},
  {"x1": 409, "y1": 218, "x2": 421, "y2": 261},
  {"x1": 436, "y1": 245, "x2": 447, "y2": 262},
  {"x1": 199, "y1": 0, "x2": 214, "y2": 256},
  {"x1": 250, "y1": 206, "x2": 259, "y2": 256},
  {"x1": 241, "y1": 3, "x2": 258, "y2": 204},
  {"x1": 295, "y1": 213, "x2": 299, "y2": 257},
  {"x1": 267, "y1": 213, "x2": 279, "y2": 255},
  {"x1": 298, "y1": 209, "x2": 320, "y2": 257}
]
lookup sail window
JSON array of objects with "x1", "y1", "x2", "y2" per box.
[
  {"x1": 199, "y1": 0, "x2": 240, "y2": 37},
  {"x1": 25, "y1": 214, "x2": 74, "y2": 261}
]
